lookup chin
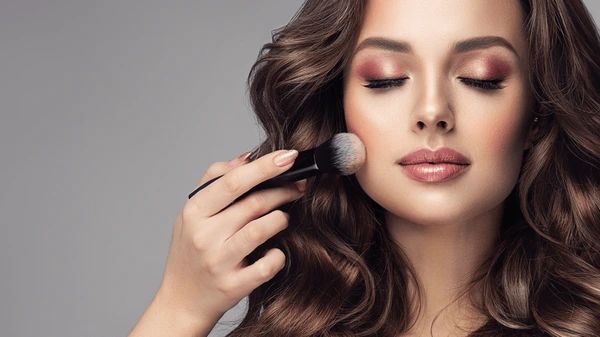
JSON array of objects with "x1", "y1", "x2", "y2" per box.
[
  {"x1": 386, "y1": 203, "x2": 478, "y2": 227},
  {"x1": 380, "y1": 190, "x2": 508, "y2": 226}
]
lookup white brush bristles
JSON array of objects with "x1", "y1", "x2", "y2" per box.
[{"x1": 330, "y1": 133, "x2": 366, "y2": 175}]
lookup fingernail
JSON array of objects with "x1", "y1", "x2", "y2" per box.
[
  {"x1": 274, "y1": 149, "x2": 298, "y2": 167},
  {"x1": 236, "y1": 151, "x2": 253, "y2": 162},
  {"x1": 227, "y1": 151, "x2": 252, "y2": 169},
  {"x1": 229, "y1": 151, "x2": 252, "y2": 165},
  {"x1": 294, "y1": 179, "x2": 307, "y2": 193}
]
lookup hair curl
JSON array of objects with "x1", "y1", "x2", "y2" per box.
[{"x1": 225, "y1": 1, "x2": 600, "y2": 336}]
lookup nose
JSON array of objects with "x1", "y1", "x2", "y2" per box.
[{"x1": 411, "y1": 78, "x2": 455, "y2": 134}]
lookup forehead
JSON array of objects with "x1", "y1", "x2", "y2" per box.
[{"x1": 356, "y1": 0, "x2": 527, "y2": 59}]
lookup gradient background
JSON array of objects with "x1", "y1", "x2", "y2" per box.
[{"x1": 1, "y1": 1, "x2": 598, "y2": 336}]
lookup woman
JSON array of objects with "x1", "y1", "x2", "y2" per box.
[{"x1": 129, "y1": 0, "x2": 600, "y2": 336}]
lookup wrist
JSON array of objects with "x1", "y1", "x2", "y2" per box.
[
  {"x1": 129, "y1": 290, "x2": 220, "y2": 337},
  {"x1": 153, "y1": 289, "x2": 220, "y2": 336}
]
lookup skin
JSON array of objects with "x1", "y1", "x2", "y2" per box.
[{"x1": 343, "y1": 0, "x2": 537, "y2": 335}]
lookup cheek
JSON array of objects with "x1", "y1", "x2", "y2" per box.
[
  {"x1": 343, "y1": 85, "x2": 382, "y2": 148},
  {"x1": 487, "y1": 111, "x2": 527, "y2": 147},
  {"x1": 343, "y1": 87, "x2": 390, "y2": 188},
  {"x1": 343, "y1": 81, "x2": 403, "y2": 141},
  {"x1": 484, "y1": 116, "x2": 522, "y2": 154},
  {"x1": 475, "y1": 102, "x2": 529, "y2": 182},
  {"x1": 343, "y1": 93, "x2": 364, "y2": 134},
  {"x1": 485, "y1": 96, "x2": 530, "y2": 151}
]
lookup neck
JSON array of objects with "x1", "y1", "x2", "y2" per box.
[{"x1": 385, "y1": 202, "x2": 504, "y2": 335}]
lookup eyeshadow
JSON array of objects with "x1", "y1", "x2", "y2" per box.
[
  {"x1": 355, "y1": 57, "x2": 406, "y2": 79},
  {"x1": 462, "y1": 56, "x2": 513, "y2": 78},
  {"x1": 352, "y1": 53, "x2": 514, "y2": 80}
]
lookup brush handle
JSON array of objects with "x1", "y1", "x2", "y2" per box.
[{"x1": 187, "y1": 148, "x2": 318, "y2": 201}]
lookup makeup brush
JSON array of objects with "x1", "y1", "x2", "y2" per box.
[{"x1": 188, "y1": 132, "x2": 366, "y2": 200}]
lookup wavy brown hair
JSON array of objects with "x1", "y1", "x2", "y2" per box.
[{"x1": 224, "y1": 0, "x2": 600, "y2": 336}]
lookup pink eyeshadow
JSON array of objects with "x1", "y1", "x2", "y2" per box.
[
  {"x1": 464, "y1": 57, "x2": 513, "y2": 78},
  {"x1": 355, "y1": 58, "x2": 405, "y2": 79}
]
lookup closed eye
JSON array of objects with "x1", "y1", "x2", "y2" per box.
[
  {"x1": 458, "y1": 77, "x2": 506, "y2": 90},
  {"x1": 363, "y1": 77, "x2": 506, "y2": 90},
  {"x1": 363, "y1": 78, "x2": 408, "y2": 89}
]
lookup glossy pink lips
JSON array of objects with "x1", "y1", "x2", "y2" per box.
[
  {"x1": 399, "y1": 147, "x2": 470, "y2": 183},
  {"x1": 400, "y1": 163, "x2": 469, "y2": 182}
]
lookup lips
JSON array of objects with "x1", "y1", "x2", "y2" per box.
[
  {"x1": 399, "y1": 147, "x2": 470, "y2": 165},
  {"x1": 399, "y1": 147, "x2": 470, "y2": 183}
]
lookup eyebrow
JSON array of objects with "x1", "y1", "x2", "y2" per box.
[{"x1": 353, "y1": 36, "x2": 520, "y2": 60}]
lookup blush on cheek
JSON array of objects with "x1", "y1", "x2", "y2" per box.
[
  {"x1": 487, "y1": 120, "x2": 512, "y2": 147},
  {"x1": 344, "y1": 97, "x2": 362, "y2": 133},
  {"x1": 345, "y1": 108, "x2": 368, "y2": 143},
  {"x1": 481, "y1": 113, "x2": 527, "y2": 159},
  {"x1": 344, "y1": 97, "x2": 381, "y2": 162}
]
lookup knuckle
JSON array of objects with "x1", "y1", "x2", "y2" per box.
[
  {"x1": 222, "y1": 173, "x2": 241, "y2": 194},
  {"x1": 258, "y1": 157, "x2": 273, "y2": 177},
  {"x1": 201, "y1": 255, "x2": 220, "y2": 274},
  {"x1": 242, "y1": 223, "x2": 262, "y2": 245},
  {"x1": 181, "y1": 204, "x2": 195, "y2": 223},
  {"x1": 255, "y1": 260, "x2": 276, "y2": 280},
  {"x1": 191, "y1": 233, "x2": 210, "y2": 252},
  {"x1": 272, "y1": 210, "x2": 289, "y2": 228},
  {"x1": 206, "y1": 162, "x2": 227, "y2": 179},
  {"x1": 182, "y1": 202, "x2": 205, "y2": 222},
  {"x1": 245, "y1": 194, "x2": 266, "y2": 215},
  {"x1": 216, "y1": 277, "x2": 238, "y2": 298}
]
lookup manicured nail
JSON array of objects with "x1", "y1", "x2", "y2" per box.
[
  {"x1": 295, "y1": 179, "x2": 307, "y2": 193},
  {"x1": 227, "y1": 151, "x2": 252, "y2": 168},
  {"x1": 236, "y1": 151, "x2": 253, "y2": 162},
  {"x1": 274, "y1": 149, "x2": 298, "y2": 167}
]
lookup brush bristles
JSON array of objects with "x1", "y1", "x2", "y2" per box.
[{"x1": 314, "y1": 133, "x2": 366, "y2": 175}]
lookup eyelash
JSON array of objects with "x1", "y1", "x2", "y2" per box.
[{"x1": 363, "y1": 77, "x2": 506, "y2": 90}]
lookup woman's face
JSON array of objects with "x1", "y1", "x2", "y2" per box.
[{"x1": 343, "y1": 0, "x2": 535, "y2": 226}]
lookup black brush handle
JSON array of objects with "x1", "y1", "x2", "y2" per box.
[{"x1": 188, "y1": 148, "x2": 318, "y2": 201}]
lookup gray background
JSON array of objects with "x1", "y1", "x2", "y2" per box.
[{"x1": 0, "y1": 1, "x2": 598, "y2": 336}]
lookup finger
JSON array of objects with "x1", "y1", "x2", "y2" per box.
[
  {"x1": 194, "y1": 182, "x2": 302, "y2": 265},
  {"x1": 217, "y1": 182, "x2": 303, "y2": 239},
  {"x1": 191, "y1": 149, "x2": 299, "y2": 218},
  {"x1": 234, "y1": 248, "x2": 286, "y2": 296},
  {"x1": 220, "y1": 209, "x2": 290, "y2": 263},
  {"x1": 294, "y1": 179, "x2": 307, "y2": 193},
  {"x1": 197, "y1": 161, "x2": 229, "y2": 187}
]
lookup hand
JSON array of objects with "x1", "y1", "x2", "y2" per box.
[{"x1": 157, "y1": 149, "x2": 306, "y2": 332}]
